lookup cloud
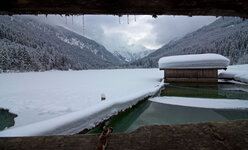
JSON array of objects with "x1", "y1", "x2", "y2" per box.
[
  {"x1": 38, "y1": 15, "x2": 217, "y2": 52},
  {"x1": 148, "y1": 16, "x2": 217, "y2": 46}
]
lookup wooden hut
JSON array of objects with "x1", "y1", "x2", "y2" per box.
[{"x1": 159, "y1": 54, "x2": 229, "y2": 83}]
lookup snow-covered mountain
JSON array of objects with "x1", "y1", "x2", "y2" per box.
[
  {"x1": 0, "y1": 16, "x2": 122, "y2": 72},
  {"x1": 35, "y1": 15, "x2": 153, "y2": 64},
  {"x1": 130, "y1": 17, "x2": 248, "y2": 68},
  {"x1": 111, "y1": 44, "x2": 153, "y2": 62},
  {"x1": 113, "y1": 50, "x2": 152, "y2": 63}
]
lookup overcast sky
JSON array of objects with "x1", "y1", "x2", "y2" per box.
[{"x1": 40, "y1": 15, "x2": 217, "y2": 52}]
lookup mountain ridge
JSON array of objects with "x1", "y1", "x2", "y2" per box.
[
  {"x1": 129, "y1": 17, "x2": 248, "y2": 68},
  {"x1": 0, "y1": 15, "x2": 122, "y2": 72}
]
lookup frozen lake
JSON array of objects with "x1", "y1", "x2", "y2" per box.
[
  {"x1": 0, "y1": 69, "x2": 163, "y2": 136},
  {"x1": 1, "y1": 66, "x2": 248, "y2": 136}
]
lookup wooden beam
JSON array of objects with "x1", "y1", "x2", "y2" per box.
[
  {"x1": 165, "y1": 78, "x2": 218, "y2": 83},
  {"x1": 1, "y1": 120, "x2": 248, "y2": 150},
  {"x1": 0, "y1": 0, "x2": 248, "y2": 17}
]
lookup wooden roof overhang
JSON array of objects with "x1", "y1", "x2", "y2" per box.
[{"x1": 0, "y1": 0, "x2": 248, "y2": 18}]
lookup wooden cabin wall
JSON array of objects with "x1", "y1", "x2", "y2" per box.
[{"x1": 163, "y1": 69, "x2": 218, "y2": 83}]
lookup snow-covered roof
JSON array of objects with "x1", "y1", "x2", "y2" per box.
[{"x1": 159, "y1": 53, "x2": 230, "y2": 69}]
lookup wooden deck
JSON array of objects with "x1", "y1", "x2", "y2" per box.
[{"x1": 1, "y1": 120, "x2": 248, "y2": 150}]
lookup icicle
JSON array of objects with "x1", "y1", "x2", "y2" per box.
[
  {"x1": 72, "y1": 15, "x2": 73, "y2": 25},
  {"x1": 134, "y1": 15, "x2": 136, "y2": 22},
  {"x1": 65, "y1": 15, "x2": 67, "y2": 24},
  {"x1": 127, "y1": 15, "x2": 129, "y2": 24},
  {"x1": 10, "y1": 16, "x2": 14, "y2": 21},
  {"x1": 152, "y1": 14, "x2": 158, "y2": 18},
  {"x1": 118, "y1": 15, "x2": 122, "y2": 24},
  {"x1": 45, "y1": 14, "x2": 48, "y2": 21},
  {"x1": 82, "y1": 15, "x2": 85, "y2": 36}
]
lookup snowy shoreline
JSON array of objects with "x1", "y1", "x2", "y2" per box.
[
  {"x1": 219, "y1": 64, "x2": 248, "y2": 84},
  {"x1": 0, "y1": 69, "x2": 164, "y2": 137},
  {"x1": 1, "y1": 65, "x2": 248, "y2": 137},
  {"x1": 0, "y1": 87, "x2": 163, "y2": 137}
]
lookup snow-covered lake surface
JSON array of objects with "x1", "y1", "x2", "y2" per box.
[
  {"x1": 0, "y1": 69, "x2": 163, "y2": 136},
  {"x1": 1, "y1": 64, "x2": 248, "y2": 137},
  {"x1": 219, "y1": 64, "x2": 248, "y2": 83},
  {"x1": 149, "y1": 97, "x2": 248, "y2": 109}
]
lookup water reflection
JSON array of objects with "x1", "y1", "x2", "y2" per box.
[
  {"x1": 161, "y1": 83, "x2": 248, "y2": 100},
  {"x1": 218, "y1": 83, "x2": 248, "y2": 100},
  {"x1": 126, "y1": 102, "x2": 248, "y2": 132},
  {"x1": 87, "y1": 83, "x2": 248, "y2": 134},
  {"x1": 160, "y1": 83, "x2": 222, "y2": 98},
  {"x1": 88, "y1": 100, "x2": 151, "y2": 134}
]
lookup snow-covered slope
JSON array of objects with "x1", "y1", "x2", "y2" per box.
[
  {"x1": 131, "y1": 17, "x2": 248, "y2": 68},
  {"x1": 108, "y1": 44, "x2": 153, "y2": 62},
  {"x1": 0, "y1": 69, "x2": 163, "y2": 136},
  {"x1": 113, "y1": 50, "x2": 152, "y2": 62},
  {"x1": 0, "y1": 15, "x2": 122, "y2": 72}
]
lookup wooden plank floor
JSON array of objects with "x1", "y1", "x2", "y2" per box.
[{"x1": 1, "y1": 120, "x2": 248, "y2": 150}]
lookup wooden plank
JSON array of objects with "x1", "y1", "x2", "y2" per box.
[
  {"x1": 1, "y1": 120, "x2": 248, "y2": 150},
  {"x1": 0, "y1": 0, "x2": 248, "y2": 17},
  {"x1": 162, "y1": 69, "x2": 218, "y2": 83},
  {"x1": 165, "y1": 78, "x2": 218, "y2": 83},
  {"x1": 164, "y1": 69, "x2": 218, "y2": 78},
  {"x1": 165, "y1": 69, "x2": 218, "y2": 78}
]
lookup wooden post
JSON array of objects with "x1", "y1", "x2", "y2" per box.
[{"x1": 101, "y1": 94, "x2": 106, "y2": 101}]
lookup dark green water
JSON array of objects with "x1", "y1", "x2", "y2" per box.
[
  {"x1": 0, "y1": 108, "x2": 17, "y2": 131},
  {"x1": 161, "y1": 83, "x2": 248, "y2": 100},
  {"x1": 88, "y1": 83, "x2": 248, "y2": 134}
]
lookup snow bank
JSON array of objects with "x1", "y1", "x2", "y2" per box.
[
  {"x1": 159, "y1": 53, "x2": 230, "y2": 69},
  {"x1": 0, "y1": 69, "x2": 163, "y2": 137},
  {"x1": 149, "y1": 97, "x2": 248, "y2": 109},
  {"x1": 219, "y1": 64, "x2": 248, "y2": 83}
]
